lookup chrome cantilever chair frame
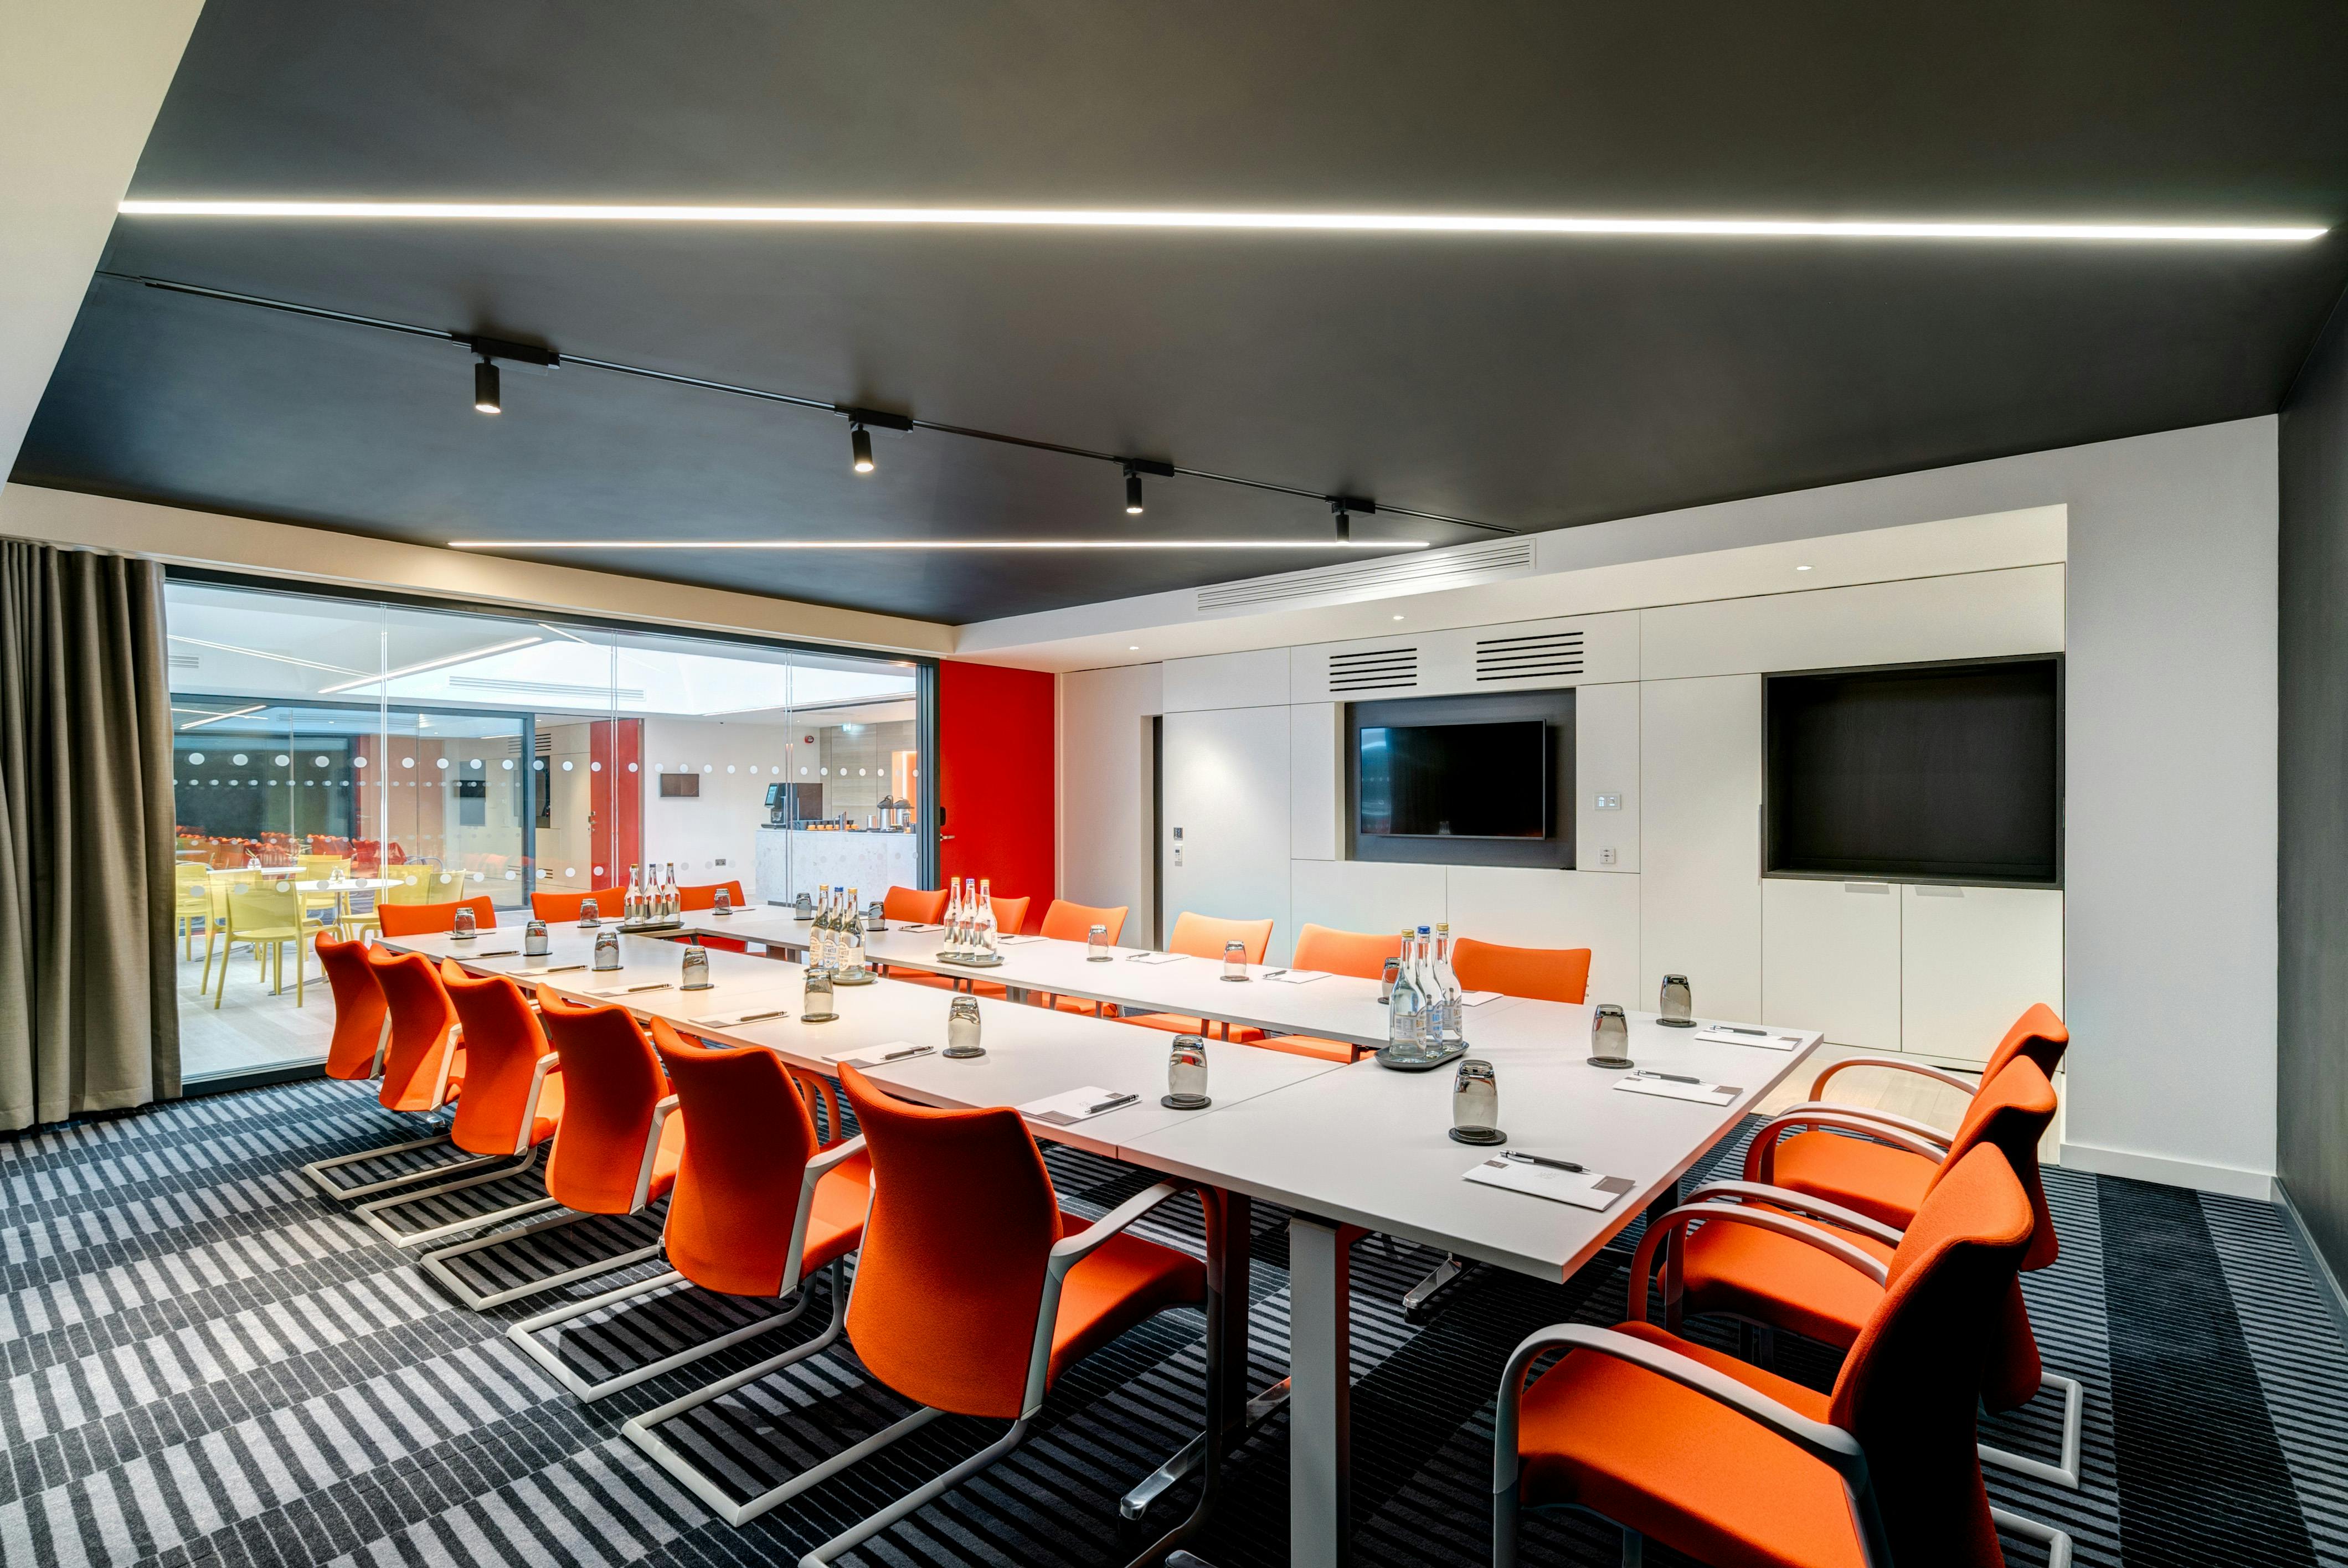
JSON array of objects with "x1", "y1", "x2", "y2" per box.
[
  {"x1": 352, "y1": 1052, "x2": 563, "y2": 1249},
  {"x1": 299, "y1": 1018, "x2": 522, "y2": 1202}
]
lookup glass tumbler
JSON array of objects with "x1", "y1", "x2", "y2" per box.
[
  {"x1": 1222, "y1": 940, "x2": 1248, "y2": 981},
  {"x1": 795, "y1": 891, "x2": 815, "y2": 920},
  {"x1": 713, "y1": 888, "x2": 732, "y2": 915},
  {"x1": 592, "y1": 928, "x2": 621, "y2": 971},
  {"x1": 945, "y1": 994, "x2": 985, "y2": 1058},
  {"x1": 1163, "y1": 1034, "x2": 1211, "y2": 1109},
  {"x1": 1087, "y1": 923, "x2": 1111, "y2": 961},
  {"x1": 1658, "y1": 973, "x2": 1696, "y2": 1028},
  {"x1": 1588, "y1": 1003, "x2": 1634, "y2": 1068},
  {"x1": 868, "y1": 899, "x2": 889, "y2": 932},
  {"x1": 1379, "y1": 957, "x2": 1400, "y2": 1002},
  {"x1": 801, "y1": 967, "x2": 837, "y2": 1023},
  {"x1": 451, "y1": 906, "x2": 477, "y2": 940},
  {"x1": 524, "y1": 919, "x2": 549, "y2": 957},
  {"x1": 576, "y1": 898, "x2": 599, "y2": 929},
  {"x1": 1449, "y1": 1058, "x2": 1504, "y2": 1144}
]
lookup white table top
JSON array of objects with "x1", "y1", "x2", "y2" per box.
[{"x1": 385, "y1": 924, "x2": 1817, "y2": 1283}]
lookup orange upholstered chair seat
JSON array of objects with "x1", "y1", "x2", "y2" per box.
[
  {"x1": 532, "y1": 887, "x2": 624, "y2": 922},
  {"x1": 1044, "y1": 1213, "x2": 1208, "y2": 1384},
  {"x1": 1765, "y1": 1132, "x2": 1937, "y2": 1231},
  {"x1": 1679, "y1": 1212, "x2": 1893, "y2": 1350},
  {"x1": 1249, "y1": 1034, "x2": 1358, "y2": 1064},
  {"x1": 882, "y1": 885, "x2": 950, "y2": 924},
  {"x1": 1517, "y1": 1318, "x2": 1865, "y2": 1568},
  {"x1": 1451, "y1": 936, "x2": 1590, "y2": 1004},
  {"x1": 1123, "y1": 1012, "x2": 1265, "y2": 1044}
]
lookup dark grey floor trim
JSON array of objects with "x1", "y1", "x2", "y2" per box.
[
  {"x1": 2275, "y1": 1177, "x2": 2348, "y2": 1361},
  {"x1": 179, "y1": 1059, "x2": 328, "y2": 1097}
]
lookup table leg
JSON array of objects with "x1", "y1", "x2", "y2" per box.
[{"x1": 1288, "y1": 1214, "x2": 1352, "y2": 1568}]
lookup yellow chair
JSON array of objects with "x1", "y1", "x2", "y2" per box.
[
  {"x1": 200, "y1": 870, "x2": 262, "y2": 989},
  {"x1": 173, "y1": 863, "x2": 212, "y2": 962},
  {"x1": 212, "y1": 883, "x2": 331, "y2": 1008},
  {"x1": 297, "y1": 854, "x2": 356, "y2": 934}
]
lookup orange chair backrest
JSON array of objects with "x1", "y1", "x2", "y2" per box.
[
  {"x1": 677, "y1": 880, "x2": 746, "y2": 912},
  {"x1": 883, "y1": 885, "x2": 950, "y2": 923},
  {"x1": 1167, "y1": 911, "x2": 1274, "y2": 964},
  {"x1": 1829, "y1": 1145, "x2": 2035, "y2": 1568},
  {"x1": 378, "y1": 896, "x2": 497, "y2": 937},
  {"x1": 314, "y1": 930, "x2": 387, "y2": 1080},
  {"x1": 1928, "y1": 1056, "x2": 2061, "y2": 1272},
  {"x1": 837, "y1": 1061, "x2": 1062, "y2": 1420},
  {"x1": 1450, "y1": 937, "x2": 1592, "y2": 1004},
  {"x1": 1039, "y1": 900, "x2": 1127, "y2": 943},
  {"x1": 535, "y1": 992, "x2": 672, "y2": 1214},
  {"x1": 363, "y1": 947, "x2": 460, "y2": 1112},
  {"x1": 1293, "y1": 924, "x2": 1402, "y2": 981},
  {"x1": 991, "y1": 895, "x2": 1032, "y2": 937},
  {"x1": 654, "y1": 1022, "x2": 821, "y2": 1297},
  {"x1": 439, "y1": 961, "x2": 555, "y2": 1157},
  {"x1": 1979, "y1": 1003, "x2": 2068, "y2": 1086},
  {"x1": 532, "y1": 886, "x2": 624, "y2": 922}
]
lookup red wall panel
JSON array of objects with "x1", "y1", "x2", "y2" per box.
[{"x1": 936, "y1": 661, "x2": 1055, "y2": 932}]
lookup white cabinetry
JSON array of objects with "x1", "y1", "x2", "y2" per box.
[
  {"x1": 1161, "y1": 706, "x2": 1295, "y2": 964},
  {"x1": 1763, "y1": 879, "x2": 1902, "y2": 1051},
  {"x1": 1901, "y1": 884, "x2": 2064, "y2": 1065},
  {"x1": 1639, "y1": 675, "x2": 1763, "y2": 1020}
]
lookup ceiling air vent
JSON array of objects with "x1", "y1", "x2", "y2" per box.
[
  {"x1": 1194, "y1": 537, "x2": 1537, "y2": 614},
  {"x1": 168, "y1": 652, "x2": 199, "y2": 670},
  {"x1": 1475, "y1": 628, "x2": 1584, "y2": 682},
  {"x1": 1326, "y1": 646, "x2": 1418, "y2": 693}
]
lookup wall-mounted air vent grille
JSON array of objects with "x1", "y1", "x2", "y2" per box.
[
  {"x1": 168, "y1": 653, "x2": 199, "y2": 670},
  {"x1": 1475, "y1": 628, "x2": 1584, "y2": 682},
  {"x1": 1326, "y1": 647, "x2": 1418, "y2": 693},
  {"x1": 1194, "y1": 538, "x2": 1536, "y2": 613}
]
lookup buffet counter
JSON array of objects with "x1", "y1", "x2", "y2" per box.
[{"x1": 754, "y1": 825, "x2": 920, "y2": 905}]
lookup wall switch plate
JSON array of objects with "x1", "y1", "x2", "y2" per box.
[
  {"x1": 1595, "y1": 793, "x2": 1623, "y2": 811},
  {"x1": 1173, "y1": 846, "x2": 1185, "y2": 866},
  {"x1": 1600, "y1": 846, "x2": 1618, "y2": 866}
]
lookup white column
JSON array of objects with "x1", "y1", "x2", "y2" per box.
[{"x1": 1287, "y1": 1214, "x2": 1352, "y2": 1568}]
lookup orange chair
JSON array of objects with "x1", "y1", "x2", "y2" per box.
[
  {"x1": 1678, "y1": 1058, "x2": 2081, "y2": 1489},
  {"x1": 516, "y1": 1021, "x2": 871, "y2": 1403},
  {"x1": 1122, "y1": 912, "x2": 1276, "y2": 1039},
  {"x1": 1495, "y1": 1144, "x2": 2067, "y2": 1568},
  {"x1": 1029, "y1": 899, "x2": 1133, "y2": 1012},
  {"x1": 1246, "y1": 924, "x2": 1403, "y2": 1064},
  {"x1": 313, "y1": 930, "x2": 388, "y2": 1082},
  {"x1": 417, "y1": 992, "x2": 684, "y2": 1311},
  {"x1": 532, "y1": 886, "x2": 624, "y2": 922},
  {"x1": 676, "y1": 879, "x2": 746, "y2": 912},
  {"x1": 353, "y1": 961, "x2": 567, "y2": 1249},
  {"x1": 1450, "y1": 936, "x2": 1591, "y2": 1004},
  {"x1": 298, "y1": 947, "x2": 478, "y2": 1200},
  {"x1": 668, "y1": 1062, "x2": 1209, "y2": 1541},
  {"x1": 378, "y1": 895, "x2": 498, "y2": 938},
  {"x1": 882, "y1": 885, "x2": 949, "y2": 924}
]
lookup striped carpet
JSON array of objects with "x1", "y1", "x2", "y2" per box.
[{"x1": 4, "y1": 1079, "x2": 2345, "y2": 1568}]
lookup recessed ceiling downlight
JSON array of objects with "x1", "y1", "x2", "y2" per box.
[{"x1": 445, "y1": 538, "x2": 1431, "y2": 552}]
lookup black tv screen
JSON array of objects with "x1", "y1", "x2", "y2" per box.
[
  {"x1": 1358, "y1": 720, "x2": 1546, "y2": 839},
  {"x1": 1766, "y1": 658, "x2": 2061, "y2": 885}
]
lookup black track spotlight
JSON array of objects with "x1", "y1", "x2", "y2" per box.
[
  {"x1": 472, "y1": 358, "x2": 501, "y2": 415},
  {"x1": 1124, "y1": 465, "x2": 1145, "y2": 515},
  {"x1": 1331, "y1": 499, "x2": 1350, "y2": 540},
  {"x1": 1120, "y1": 457, "x2": 1171, "y2": 519},
  {"x1": 850, "y1": 422, "x2": 875, "y2": 474},
  {"x1": 1329, "y1": 493, "x2": 1375, "y2": 541}
]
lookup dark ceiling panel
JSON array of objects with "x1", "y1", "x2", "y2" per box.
[{"x1": 17, "y1": 1, "x2": 2348, "y2": 624}]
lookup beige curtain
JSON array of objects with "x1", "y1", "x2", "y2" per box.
[{"x1": 0, "y1": 541, "x2": 179, "y2": 1129}]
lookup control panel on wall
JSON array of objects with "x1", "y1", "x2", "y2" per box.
[
  {"x1": 1594, "y1": 793, "x2": 1621, "y2": 865},
  {"x1": 1172, "y1": 824, "x2": 1183, "y2": 867}
]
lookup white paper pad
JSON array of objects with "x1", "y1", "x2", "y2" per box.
[
  {"x1": 894, "y1": 923, "x2": 941, "y2": 933},
  {"x1": 589, "y1": 982, "x2": 671, "y2": 998},
  {"x1": 1464, "y1": 1157, "x2": 1635, "y2": 1210},
  {"x1": 823, "y1": 1040, "x2": 935, "y2": 1068},
  {"x1": 1126, "y1": 951, "x2": 1186, "y2": 966},
  {"x1": 1019, "y1": 1085, "x2": 1144, "y2": 1126},
  {"x1": 1461, "y1": 990, "x2": 1505, "y2": 1006},
  {"x1": 1616, "y1": 1073, "x2": 1741, "y2": 1107},
  {"x1": 998, "y1": 933, "x2": 1044, "y2": 945},
  {"x1": 1693, "y1": 1024, "x2": 1805, "y2": 1051},
  {"x1": 688, "y1": 1005, "x2": 792, "y2": 1028},
  {"x1": 1261, "y1": 969, "x2": 1327, "y2": 985}
]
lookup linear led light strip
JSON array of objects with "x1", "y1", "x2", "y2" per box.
[
  {"x1": 447, "y1": 538, "x2": 1430, "y2": 551},
  {"x1": 116, "y1": 202, "x2": 2327, "y2": 243},
  {"x1": 179, "y1": 704, "x2": 265, "y2": 731},
  {"x1": 316, "y1": 635, "x2": 543, "y2": 694}
]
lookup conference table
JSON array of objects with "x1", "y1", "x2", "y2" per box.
[{"x1": 383, "y1": 915, "x2": 1820, "y2": 1568}]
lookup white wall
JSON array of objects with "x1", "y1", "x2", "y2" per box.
[
  {"x1": 1059, "y1": 662, "x2": 1162, "y2": 933},
  {"x1": 637, "y1": 716, "x2": 787, "y2": 897},
  {"x1": 1050, "y1": 419, "x2": 2281, "y2": 1197}
]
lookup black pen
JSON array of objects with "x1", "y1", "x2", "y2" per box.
[
  {"x1": 473, "y1": 948, "x2": 520, "y2": 958},
  {"x1": 1505, "y1": 1151, "x2": 1587, "y2": 1173},
  {"x1": 1087, "y1": 1092, "x2": 1139, "y2": 1115},
  {"x1": 1638, "y1": 1071, "x2": 1703, "y2": 1085},
  {"x1": 882, "y1": 1045, "x2": 930, "y2": 1061},
  {"x1": 736, "y1": 1009, "x2": 787, "y2": 1023},
  {"x1": 535, "y1": 964, "x2": 586, "y2": 974}
]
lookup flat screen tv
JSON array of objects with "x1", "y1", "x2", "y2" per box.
[
  {"x1": 1765, "y1": 658, "x2": 2061, "y2": 885},
  {"x1": 1358, "y1": 719, "x2": 1547, "y2": 839}
]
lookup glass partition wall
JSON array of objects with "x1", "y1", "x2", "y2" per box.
[{"x1": 168, "y1": 577, "x2": 928, "y2": 1079}]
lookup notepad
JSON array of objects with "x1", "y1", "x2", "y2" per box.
[
  {"x1": 1019, "y1": 1086, "x2": 1141, "y2": 1126},
  {"x1": 1126, "y1": 951, "x2": 1186, "y2": 966},
  {"x1": 1616, "y1": 1072, "x2": 1741, "y2": 1107},
  {"x1": 689, "y1": 1006, "x2": 791, "y2": 1028},
  {"x1": 1461, "y1": 990, "x2": 1505, "y2": 1006},
  {"x1": 895, "y1": 923, "x2": 941, "y2": 933},
  {"x1": 1464, "y1": 1158, "x2": 1634, "y2": 1211},
  {"x1": 1692, "y1": 1024, "x2": 1805, "y2": 1051},
  {"x1": 997, "y1": 933, "x2": 1044, "y2": 945},
  {"x1": 1261, "y1": 969, "x2": 1326, "y2": 984},
  {"x1": 590, "y1": 982, "x2": 671, "y2": 998},
  {"x1": 826, "y1": 1041, "x2": 935, "y2": 1069}
]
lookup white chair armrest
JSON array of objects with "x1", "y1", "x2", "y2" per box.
[
  {"x1": 1628, "y1": 1200, "x2": 1891, "y2": 1327},
  {"x1": 628, "y1": 1095, "x2": 681, "y2": 1212},
  {"x1": 512, "y1": 1053, "x2": 560, "y2": 1155},
  {"x1": 1772, "y1": 1101, "x2": 1953, "y2": 1148},
  {"x1": 1023, "y1": 1180, "x2": 1194, "y2": 1415},
  {"x1": 1811, "y1": 1054, "x2": 1978, "y2": 1100},
  {"x1": 1685, "y1": 1179, "x2": 1907, "y2": 1246},
  {"x1": 777, "y1": 1134, "x2": 870, "y2": 1297},
  {"x1": 1745, "y1": 1108, "x2": 1948, "y2": 1184}
]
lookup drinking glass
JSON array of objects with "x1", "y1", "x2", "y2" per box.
[
  {"x1": 801, "y1": 967, "x2": 837, "y2": 1022},
  {"x1": 795, "y1": 891, "x2": 814, "y2": 920},
  {"x1": 868, "y1": 899, "x2": 889, "y2": 932},
  {"x1": 945, "y1": 994, "x2": 985, "y2": 1058},
  {"x1": 524, "y1": 919, "x2": 549, "y2": 957},
  {"x1": 1087, "y1": 923, "x2": 1111, "y2": 961},
  {"x1": 1658, "y1": 973, "x2": 1695, "y2": 1028},
  {"x1": 576, "y1": 898, "x2": 599, "y2": 929},
  {"x1": 451, "y1": 906, "x2": 476, "y2": 941},
  {"x1": 680, "y1": 941, "x2": 712, "y2": 991},
  {"x1": 713, "y1": 888, "x2": 732, "y2": 915},
  {"x1": 592, "y1": 929, "x2": 621, "y2": 971},
  {"x1": 1222, "y1": 940, "x2": 1248, "y2": 981},
  {"x1": 1378, "y1": 957, "x2": 1400, "y2": 1002},
  {"x1": 1163, "y1": 1034, "x2": 1211, "y2": 1108},
  {"x1": 1449, "y1": 1058, "x2": 1503, "y2": 1144},
  {"x1": 1588, "y1": 1003, "x2": 1634, "y2": 1068}
]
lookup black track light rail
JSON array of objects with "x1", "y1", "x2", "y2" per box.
[{"x1": 107, "y1": 271, "x2": 1513, "y2": 535}]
